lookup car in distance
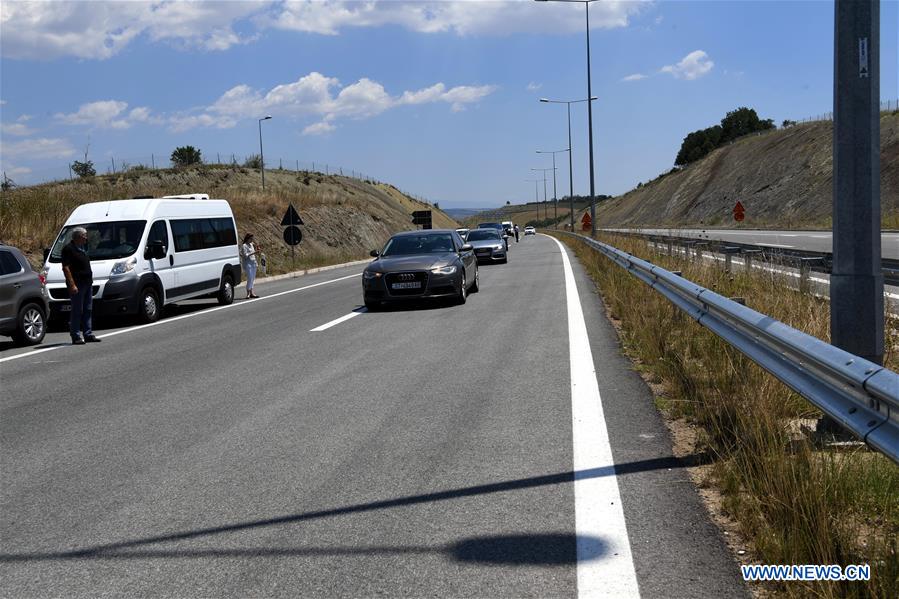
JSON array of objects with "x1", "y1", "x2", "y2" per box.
[
  {"x1": 363, "y1": 230, "x2": 478, "y2": 310},
  {"x1": 465, "y1": 229, "x2": 507, "y2": 264},
  {"x1": 0, "y1": 243, "x2": 50, "y2": 346},
  {"x1": 455, "y1": 228, "x2": 470, "y2": 241},
  {"x1": 524, "y1": 226, "x2": 536, "y2": 236}
]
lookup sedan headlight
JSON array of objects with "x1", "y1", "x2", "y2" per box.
[
  {"x1": 493, "y1": 245, "x2": 504, "y2": 251},
  {"x1": 363, "y1": 270, "x2": 382, "y2": 279},
  {"x1": 110, "y1": 257, "x2": 137, "y2": 276},
  {"x1": 431, "y1": 265, "x2": 457, "y2": 275}
]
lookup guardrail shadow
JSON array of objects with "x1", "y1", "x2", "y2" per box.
[{"x1": 0, "y1": 454, "x2": 709, "y2": 564}]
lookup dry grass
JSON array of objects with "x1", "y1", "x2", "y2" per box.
[
  {"x1": 558, "y1": 232, "x2": 899, "y2": 599},
  {"x1": 0, "y1": 165, "x2": 457, "y2": 274}
]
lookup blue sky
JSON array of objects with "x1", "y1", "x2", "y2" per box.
[{"x1": 1, "y1": 0, "x2": 896, "y2": 209}]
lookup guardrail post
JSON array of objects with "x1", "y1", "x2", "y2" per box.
[
  {"x1": 799, "y1": 257, "x2": 824, "y2": 294},
  {"x1": 743, "y1": 249, "x2": 762, "y2": 273},
  {"x1": 723, "y1": 246, "x2": 741, "y2": 273},
  {"x1": 667, "y1": 240, "x2": 673, "y2": 256}
]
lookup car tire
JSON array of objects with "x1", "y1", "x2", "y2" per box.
[
  {"x1": 364, "y1": 299, "x2": 380, "y2": 312},
  {"x1": 139, "y1": 286, "x2": 161, "y2": 324},
  {"x1": 470, "y1": 268, "x2": 479, "y2": 293},
  {"x1": 12, "y1": 302, "x2": 47, "y2": 346},
  {"x1": 456, "y1": 272, "x2": 467, "y2": 305},
  {"x1": 217, "y1": 274, "x2": 234, "y2": 305}
]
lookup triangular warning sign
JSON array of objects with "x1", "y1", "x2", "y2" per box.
[
  {"x1": 281, "y1": 203, "x2": 304, "y2": 226},
  {"x1": 734, "y1": 201, "x2": 745, "y2": 212}
]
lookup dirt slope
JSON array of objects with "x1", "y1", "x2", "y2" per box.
[
  {"x1": 596, "y1": 112, "x2": 899, "y2": 229},
  {"x1": 0, "y1": 165, "x2": 457, "y2": 273}
]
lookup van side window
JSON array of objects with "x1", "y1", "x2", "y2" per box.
[
  {"x1": 171, "y1": 218, "x2": 237, "y2": 252},
  {"x1": 147, "y1": 220, "x2": 169, "y2": 254}
]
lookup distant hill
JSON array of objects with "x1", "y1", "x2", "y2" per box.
[
  {"x1": 0, "y1": 165, "x2": 458, "y2": 273},
  {"x1": 443, "y1": 207, "x2": 494, "y2": 220},
  {"x1": 593, "y1": 112, "x2": 899, "y2": 229}
]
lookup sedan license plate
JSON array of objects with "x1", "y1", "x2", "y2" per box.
[{"x1": 391, "y1": 282, "x2": 422, "y2": 290}]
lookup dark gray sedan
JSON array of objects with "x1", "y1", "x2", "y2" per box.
[
  {"x1": 363, "y1": 230, "x2": 478, "y2": 310},
  {"x1": 465, "y1": 229, "x2": 507, "y2": 264}
]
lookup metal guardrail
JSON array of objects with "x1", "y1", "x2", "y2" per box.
[
  {"x1": 601, "y1": 229, "x2": 899, "y2": 286},
  {"x1": 558, "y1": 231, "x2": 899, "y2": 465}
]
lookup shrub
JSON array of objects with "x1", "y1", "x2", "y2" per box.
[
  {"x1": 243, "y1": 154, "x2": 262, "y2": 169},
  {"x1": 71, "y1": 160, "x2": 96, "y2": 178},
  {"x1": 171, "y1": 146, "x2": 202, "y2": 167}
]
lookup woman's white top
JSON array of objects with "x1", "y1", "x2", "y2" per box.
[{"x1": 241, "y1": 242, "x2": 257, "y2": 265}]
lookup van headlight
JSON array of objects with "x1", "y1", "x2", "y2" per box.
[
  {"x1": 431, "y1": 265, "x2": 457, "y2": 275},
  {"x1": 110, "y1": 257, "x2": 137, "y2": 276}
]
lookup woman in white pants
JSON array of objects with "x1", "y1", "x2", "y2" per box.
[{"x1": 241, "y1": 233, "x2": 261, "y2": 298}]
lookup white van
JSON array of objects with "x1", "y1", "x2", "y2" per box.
[{"x1": 43, "y1": 194, "x2": 242, "y2": 323}]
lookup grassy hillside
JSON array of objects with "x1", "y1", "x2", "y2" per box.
[
  {"x1": 593, "y1": 112, "x2": 899, "y2": 229},
  {"x1": 0, "y1": 165, "x2": 457, "y2": 274}
]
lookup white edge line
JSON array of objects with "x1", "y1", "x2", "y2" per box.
[
  {"x1": 543, "y1": 234, "x2": 641, "y2": 599},
  {"x1": 310, "y1": 308, "x2": 366, "y2": 332},
  {"x1": 0, "y1": 272, "x2": 362, "y2": 365}
]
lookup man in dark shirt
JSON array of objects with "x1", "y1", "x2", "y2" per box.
[{"x1": 61, "y1": 227, "x2": 100, "y2": 345}]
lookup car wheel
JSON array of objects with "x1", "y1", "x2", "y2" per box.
[
  {"x1": 12, "y1": 302, "x2": 47, "y2": 346},
  {"x1": 217, "y1": 274, "x2": 234, "y2": 305},
  {"x1": 364, "y1": 299, "x2": 380, "y2": 311},
  {"x1": 470, "y1": 268, "x2": 479, "y2": 293},
  {"x1": 139, "y1": 287, "x2": 161, "y2": 324},
  {"x1": 457, "y1": 272, "x2": 467, "y2": 305}
]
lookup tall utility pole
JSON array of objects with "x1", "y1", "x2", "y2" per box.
[
  {"x1": 258, "y1": 115, "x2": 272, "y2": 190},
  {"x1": 536, "y1": 0, "x2": 599, "y2": 235},
  {"x1": 831, "y1": 0, "x2": 883, "y2": 365},
  {"x1": 531, "y1": 167, "x2": 555, "y2": 219},
  {"x1": 538, "y1": 149, "x2": 568, "y2": 224}
]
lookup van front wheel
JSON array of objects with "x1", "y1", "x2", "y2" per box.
[
  {"x1": 139, "y1": 287, "x2": 161, "y2": 324},
  {"x1": 217, "y1": 275, "x2": 234, "y2": 305}
]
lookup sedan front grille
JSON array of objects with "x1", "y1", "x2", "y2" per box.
[{"x1": 385, "y1": 271, "x2": 429, "y2": 296}]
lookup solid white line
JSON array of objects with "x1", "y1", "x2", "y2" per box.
[
  {"x1": 544, "y1": 234, "x2": 641, "y2": 599},
  {"x1": 0, "y1": 272, "x2": 362, "y2": 365},
  {"x1": 310, "y1": 308, "x2": 366, "y2": 331}
]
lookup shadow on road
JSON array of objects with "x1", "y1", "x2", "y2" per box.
[{"x1": 0, "y1": 455, "x2": 709, "y2": 563}]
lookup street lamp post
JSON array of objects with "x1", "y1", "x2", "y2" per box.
[
  {"x1": 258, "y1": 115, "x2": 272, "y2": 190},
  {"x1": 531, "y1": 167, "x2": 555, "y2": 219},
  {"x1": 540, "y1": 97, "x2": 596, "y2": 230},
  {"x1": 536, "y1": 0, "x2": 599, "y2": 235},
  {"x1": 537, "y1": 149, "x2": 568, "y2": 225},
  {"x1": 525, "y1": 179, "x2": 541, "y2": 207}
]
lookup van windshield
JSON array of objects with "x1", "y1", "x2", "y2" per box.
[{"x1": 49, "y1": 221, "x2": 147, "y2": 262}]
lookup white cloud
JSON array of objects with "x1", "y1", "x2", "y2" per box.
[
  {"x1": 527, "y1": 82, "x2": 542, "y2": 92},
  {"x1": 2, "y1": 165, "x2": 32, "y2": 178},
  {"x1": 660, "y1": 50, "x2": 714, "y2": 80},
  {"x1": 1, "y1": 122, "x2": 35, "y2": 136},
  {"x1": 184, "y1": 72, "x2": 497, "y2": 131},
  {"x1": 303, "y1": 121, "x2": 337, "y2": 136},
  {"x1": 269, "y1": 0, "x2": 650, "y2": 36},
  {"x1": 17, "y1": 114, "x2": 33, "y2": 122},
  {"x1": 55, "y1": 100, "x2": 130, "y2": 129},
  {"x1": 622, "y1": 73, "x2": 648, "y2": 82},
  {"x1": 0, "y1": 0, "x2": 266, "y2": 60},
  {"x1": 2, "y1": 137, "x2": 76, "y2": 159}
]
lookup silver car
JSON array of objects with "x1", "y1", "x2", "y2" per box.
[
  {"x1": 465, "y1": 229, "x2": 507, "y2": 264},
  {"x1": 0, "y1": 244, "x2": 50, "y2": 345}
]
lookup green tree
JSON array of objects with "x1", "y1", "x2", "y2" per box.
[
  {"x1": 71, "y1": 160, "x2": 96, "y2": 178},
  {"x1": 171, "y1": 145, "x2": 202, "y2": 167}
]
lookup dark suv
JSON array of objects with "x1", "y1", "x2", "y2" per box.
[{"x1": 0, "y1": 244, "x2": 49, "y2": 345}]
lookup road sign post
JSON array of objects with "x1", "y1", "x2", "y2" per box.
[
  {"x1": 412, "y1": 210, "x2": 432, "y2": 230},
  {"x1": 281, "y1": 203, "x2": 304, "y2": 275}
]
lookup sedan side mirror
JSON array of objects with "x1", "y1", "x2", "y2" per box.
[
  {"x1": 370, "y1": 249, "x2": 380, "y2": 257},
  {"x1": 460, "y1": 243, "x2": 473, "y2": 252}
]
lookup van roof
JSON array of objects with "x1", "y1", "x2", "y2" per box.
[{"x1": 64, "y1": 197, "x2": 233, "y2": 224}]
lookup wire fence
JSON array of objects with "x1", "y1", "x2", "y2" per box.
[
  {"x1": 1, "y1": 151, "x2": 432, "y2": 205},
  {"x1": 791, "y1": 98, "x2": 898, "y2": 125}
]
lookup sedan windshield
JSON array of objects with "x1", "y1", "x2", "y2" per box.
[
  {"x1": 466, "y1": 230, "x2": 501, "y2": 241},
  {"x1": 381, "y1": 234, "x2": 456, "y2": 256},
  {"x1": 49, "y1": 221, "x2": 147, "y2": 262}
]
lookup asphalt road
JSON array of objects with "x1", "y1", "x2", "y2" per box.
[
  {"x1": 0, "y1": 235, "x2": 747, "y2": 598},
  {"x1": 604, "y1": 228, "x2": 899, "y2": 260}
]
